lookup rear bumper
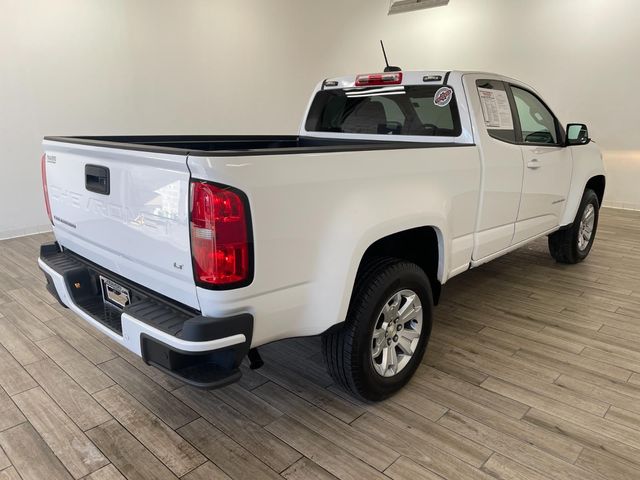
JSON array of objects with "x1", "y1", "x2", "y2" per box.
[{"x1": 38, "y1": 242, "x2": 252, "y2": 389}]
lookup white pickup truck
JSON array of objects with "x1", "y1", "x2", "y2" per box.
[{"x1": 39, "y1": 70, "x2": 605, "y2": 400}]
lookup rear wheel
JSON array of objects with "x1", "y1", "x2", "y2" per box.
[
  {"x1": 322, "y1": 258, "x2": 433, "y2": 401},
  {"x1": 548, "y1": 189, "x2": 600, "y2": 264}
]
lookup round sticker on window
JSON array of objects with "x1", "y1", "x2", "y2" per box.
[{"x1": 434, "y1": 87, "x2": 453, "y2": 107}]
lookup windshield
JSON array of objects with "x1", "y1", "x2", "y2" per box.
[{"x1": 305, "y1": 85, "x2": 462, "y2": 137}]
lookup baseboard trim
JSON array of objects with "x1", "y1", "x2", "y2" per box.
[
  {"x1": 0, "y1": 225, "x2": 52, "y2": 241},
  {"x1": 603, "y1": 203, "x2": 640, "y2": 212}
]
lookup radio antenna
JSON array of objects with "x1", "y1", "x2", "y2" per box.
[{"x1": 380, "y1": 40, "x2": 402, "y2": 72}]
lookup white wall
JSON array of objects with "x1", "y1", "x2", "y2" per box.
[{"x1": 1, "y1": 0, "x2": 639, "y2": 238}]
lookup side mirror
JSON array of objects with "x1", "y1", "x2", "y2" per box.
[{"x1": 566, "y1": 123, "x2": 590, "y2": 146}]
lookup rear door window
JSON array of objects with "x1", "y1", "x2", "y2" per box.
[
  {"x1": 305, "y1": 85, "x2": 462, "y2": 137},
  {"x1": 475, "y1": 80, "x2": 517, "y2": 143}
]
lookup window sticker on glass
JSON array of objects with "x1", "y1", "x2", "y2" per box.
[
  {"x1": 433, "y1": 87, "x2": 453, "y2": 107},
  {"x1": 478, "y1": 87, "x2": 514, "y2": 130}
]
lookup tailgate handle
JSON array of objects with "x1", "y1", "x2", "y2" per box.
[{"x1": 85, "y1": 165, "x2": 110, "y2": 195}]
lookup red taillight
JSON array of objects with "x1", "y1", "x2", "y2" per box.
[
  {"x1": 355, "y1": 72, "x2": 403, "y2": 87},
  {"x1": 190, "y1": 181, "x2": 251, "y2": 287},
  {"x1": 41, "y1": 154, "x2": 53, "y2": 225}
]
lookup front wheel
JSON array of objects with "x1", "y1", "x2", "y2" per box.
[
  {"x1": 322, "y1": 258, "x2": 433, "y2": 401},
  {"x1": 548, "y1": 189, "x2": 600, "y2": 264}
]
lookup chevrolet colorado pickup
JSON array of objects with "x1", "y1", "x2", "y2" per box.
[{"x1": 39, "y1": 70, "x2": 605, "y2": 400}]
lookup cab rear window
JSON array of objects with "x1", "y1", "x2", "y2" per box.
[{"x1": 305, "y1": 85, "x2": 462, "y2": 137}]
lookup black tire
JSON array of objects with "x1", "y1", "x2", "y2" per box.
[
  {"x1": 322, "y1": 258, "x2": 433, "y2": 401},
  {"x1": 548, "y1": 189, "x2": 600, "y2": 264}
]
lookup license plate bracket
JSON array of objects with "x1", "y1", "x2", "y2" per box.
[{"x1": 100, "y1": 275, "x2": 131, "y2": 310}]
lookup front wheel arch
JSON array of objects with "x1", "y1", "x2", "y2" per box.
[
  {"x1": 585, "y1": 175, "x2": 605, "y2": 208},
  {"x1": 549, "y1": 188, "x2": 600, "y2": 264}
]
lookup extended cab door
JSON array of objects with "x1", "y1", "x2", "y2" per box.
[
  {"x1": 463, "y1": 76, "x2": 524, "y2": 261},
  {"x1": 508, "y1": 85, "x2": 573, "y2": 243}
]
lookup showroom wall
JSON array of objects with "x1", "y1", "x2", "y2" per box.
[{"x1": 1, "y1": 0, "x2": 639, "y2": 238}]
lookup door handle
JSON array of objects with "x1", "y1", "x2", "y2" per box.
[{"x1": 527, "y1": 159, "x2": 541, "y2": 170}]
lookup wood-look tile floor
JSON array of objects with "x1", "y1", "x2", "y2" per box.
[{"x1": 0, "y1": 207, "x2": 639, "y2": 479}]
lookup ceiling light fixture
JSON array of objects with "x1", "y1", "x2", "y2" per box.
[{"x1": 388, "y1": 0, "x2": 450, "y2": 15}]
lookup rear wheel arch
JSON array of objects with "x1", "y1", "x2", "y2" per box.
[
  {"x1": 323, "y1": 257, "x2": 434, "y2": 400},
  {"x1": 354, "y1": 226, "x2": 443, "y2": 305}
]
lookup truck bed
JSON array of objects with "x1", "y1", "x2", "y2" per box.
[{"x1": 44, "y1": 135, "x2": 472, "y2": 156}]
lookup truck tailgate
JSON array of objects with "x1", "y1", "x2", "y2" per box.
[{"x1": 43, "y1": 141, "x2": 199, "y2": 310}]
